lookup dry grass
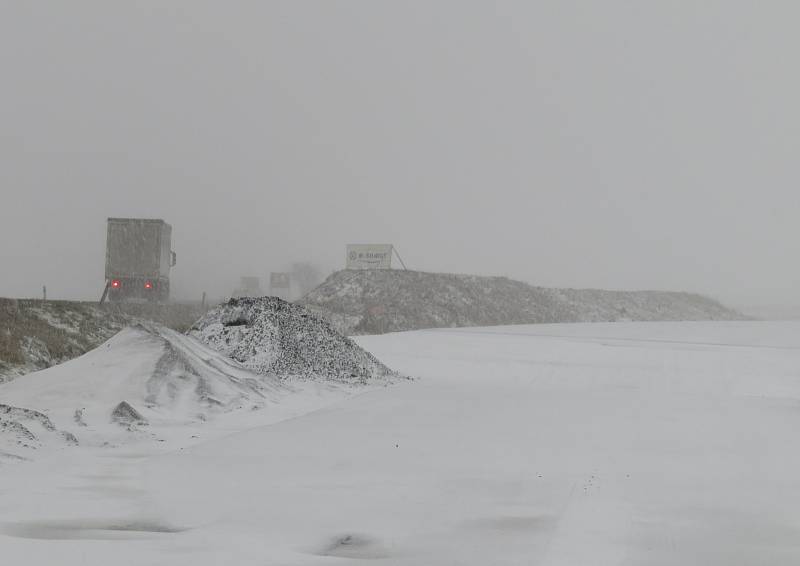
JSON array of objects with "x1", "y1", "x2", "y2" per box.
[
  {"x1": 0, "y1": 298, "x2": 207, "y2": 380},
  {"x1": 0, "y1": 299, "x2": 115, "y2": 370},
  {"x1": 0, "y1": 299, "x2": 27, "y2": 365}
]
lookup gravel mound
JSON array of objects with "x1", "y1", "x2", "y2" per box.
[
  {"x1": 189, "y1": 297, "x2": 398, "y2": 384},
  {"x1": 301, "y1": 269, "x2": 745, "y2": 335}
]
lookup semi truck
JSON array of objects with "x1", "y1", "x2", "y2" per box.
[{"x1": 103, "y1": 218, "x2": 176, "y2": 303}]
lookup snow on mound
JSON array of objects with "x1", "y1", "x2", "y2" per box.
[
  {"x1": 0, "y1": 402, "x2": 78, "y2": 460},
  {"x1": 189, "y1": 297, "x2": 399, "y2": 384},
  {"x1": 301, "y1": 269, "x2": 745, "y2": 335}
]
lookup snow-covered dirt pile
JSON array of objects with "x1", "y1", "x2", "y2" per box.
[
  {"x1": 301, "y1": 269, "x2": 744, "y2": 334},
  {"x1": 189, "y1": 297, "x2": 399, "y2": 384},
  {"x1": 0, "y1": 298, "x2": 208, "y2": 383},
  {"x1": 0, "y1": 323, "x2": 288, "y2": 461}
]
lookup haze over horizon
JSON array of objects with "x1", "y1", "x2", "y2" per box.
[{"x1": 2, "y1": 2, "x2": 798, "y2": 308}]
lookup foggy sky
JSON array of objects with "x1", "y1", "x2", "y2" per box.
[{"x1": 2, "y1": 1, "x2": 798, "y2": 306}]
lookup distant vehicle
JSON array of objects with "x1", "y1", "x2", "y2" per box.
[
  {"x1": 103, "y1": 218, "x2": 176, "y2": 303},
  {"x1": 232, "y1": 276, "x2": 263, "y2": 298}
]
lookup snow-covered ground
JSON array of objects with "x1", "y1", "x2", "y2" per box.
[{"x1": 2, "y1": 321, "x2": 800, "y2": 564}]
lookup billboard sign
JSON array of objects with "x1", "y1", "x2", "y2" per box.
[{"x1": 346, "y1": 244, "x2": 393, "y2": 270}]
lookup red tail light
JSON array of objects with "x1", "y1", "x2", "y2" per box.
[
  {"x1": 111, "y1": 280, "x2": 121, "y2": 288},
  {"x1": 144, "y1": 281, "x2": 153, "y2": 290}
]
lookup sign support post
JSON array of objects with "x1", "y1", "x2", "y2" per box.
[{"x1": 392, "y1": 246, "x2": 408, "y2": 270}]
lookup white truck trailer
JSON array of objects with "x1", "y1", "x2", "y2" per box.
[{"x1": 103, "y1": 218, "x2": 176, "y2": 303}]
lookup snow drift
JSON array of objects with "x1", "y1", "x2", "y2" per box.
[
  {"x1": 0, "y1": 323, "x2": 287, "y2": 460},
  {"x1": 3, "y1": 321, "x2": 800, "y2": 564},
  {"x1": 189, "y1": 297, "x2": 399, "y2": 384},
  {"x1": 301, "y1": 269, "x2": 744, "y2": 334}
]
